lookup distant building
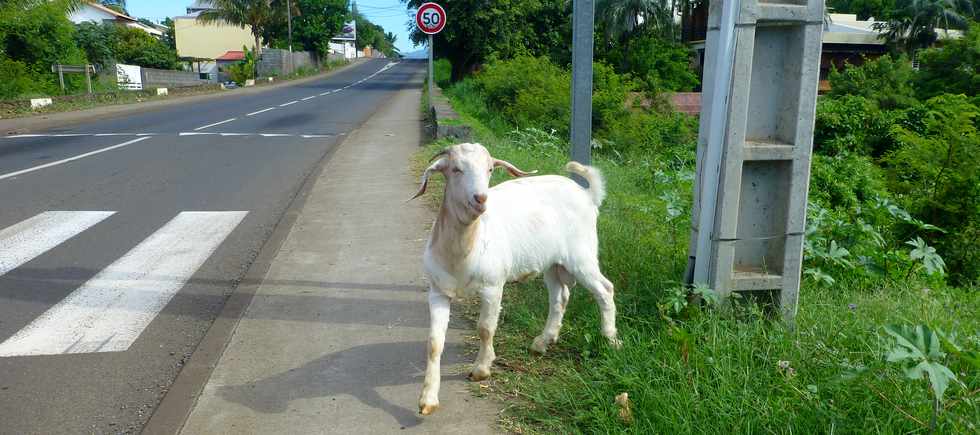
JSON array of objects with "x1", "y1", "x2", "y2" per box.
[
  {"x1": 68, "y1": 1, "x2": 163, "y2": 37},
  {"x1": 174, "y1": 1, "x2": 257, "y2": 80},
  {"x1": 679, "y1": 3, "x2": 962, "y2": 97}
]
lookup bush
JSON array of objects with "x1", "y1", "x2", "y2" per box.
[
  {"x1": 114, "y1": 26, "x2": 178, "y2": 70},
  {"x1": 915, "y1": 23, "x2": 980, "y2": 99},
  {"x1": 0, "y1": 57, "x2": 36, "y2": 99},
  {"x1": 226, "y1": 47, "x2": 256, "y2": 86},
  {"x1": 884, "y1": 94, "x2": 980, "y2": 284},
  {"x1": 828, "y1": 55, "x2": 918, "y2": 110},
  {"x1": 814, "y1": 95, "x2": 920, "y2": 157},
  {"x1": 604, "y1": 30, "x2": 699, "y2": 92},
  {"x1": 73, "y1": 22, "x2": 118, "y2": 69},
  {"x1": 0, "y1": 0, "x2": 86, "y2": 96},
  {"x1": 472, "y1": 56, "x2": 571, "y2": 136}
]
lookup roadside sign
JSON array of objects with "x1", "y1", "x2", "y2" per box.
[{"x1": 416, "y1": 2, "x2": 446, "y2": 34}]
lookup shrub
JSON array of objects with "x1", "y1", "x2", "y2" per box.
[
  {"x1": 226, "y1": 46, "x2": 257, "y2": 86},
  {"x1": 884, "y1": 94, "x2": 980, "y2": 284},
  {"x1": 473, "y1": 56, "x2": 571, "y2": 135},
  {"x1": 604, "y1": 30, "x2": 699, "y2": 92},
  {"x1": 828, "y1": 54, "x2": 917, "y2": 110},
  {"x1": 915, "y1": 23, "x2": 980, "y2": 99},
  {"x1": 814, "y1": 95, "x2": 915, "y2": 157},
  {"x1": 74, "y1": 22, "x2": 118, "y2": 69},
  {"x1": 0, "y1": 56, "x2": 36, "y2": 99},
  {"x1": 114, "y1": 26, "x2": 179, "y2": 70}
]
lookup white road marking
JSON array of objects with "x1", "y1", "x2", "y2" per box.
[
  {"x1": 177, "y1": 132, "x2": 331, "y2": 138},
  {"x1": 193, "y1": 118, "x2": 237, "y2": 131},
  {"x1": 246, "y1": 107, "x2": 276, "y2": 116},
  {"x1": 279, "y1": 101, "x2": 299, "y2": 107},
  {"x1": 94, "y1": 133, "x2": 132, "y2": 137},
  {"x1": 0, "y1": 137, "x2": 151, "y2": 182},
  {"x1": 0, "y1": 211, "x2": 115, "y2": 277},
  {"x1": 0, "y1": 211, "x2": 248, "y2": 357},
  {"x1": 301, "y1": 96, "x2": 315, "y2": 101},
  {"x1": 300, "y1": 134, "x2": 333, "y2": 138},
  {"x1": 319, "y1": 91, "x2": 331, "y2": 96}
]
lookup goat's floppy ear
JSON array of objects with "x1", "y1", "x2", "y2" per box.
[
  {"x1": 411, "y1": 158, "x2": 447, "y2": 200},
  {"x1": 493, "y1": 158, "x2": 538, "y2": 178}
]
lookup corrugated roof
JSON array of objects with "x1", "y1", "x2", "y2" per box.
[{"x1": 216, "y1": 51, "x2": 245, "y2": 61}]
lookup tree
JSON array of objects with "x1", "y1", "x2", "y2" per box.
[
  {"x1": 597, "y1": 0, "x2": 673, "y2": 43},
  {"x1": 354, "y1": 11, "x2": 397, "y2": 57},
  {"x1": 915, "y1": 22, "x2": 980, "y2": 99},
  {"x1": 874, "y1": 0, "x2": 973, "y2": 52},
  {"x1": 114, "y1": 25, "x2": 179, "y2": 69},
  {"x1": 264, "y1": 0, "x2": 348, "y2": 56},
  {"x1": 197, "y1": 0, "x2": 277, "y2": 57},
  {"x1": 73, "y1": 21, "x2": 118, "y2": 68},
  {"x1": 404, "y1": 0, "x2": 570, "y2": 81}
]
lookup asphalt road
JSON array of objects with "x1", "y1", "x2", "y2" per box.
[{"x1": 0, "y1": 58, "x2": 423, "y2": 434}]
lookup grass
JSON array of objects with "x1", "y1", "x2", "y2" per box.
[{"x1": 416, "y1": 75, "x2": 980, "y2": 434}]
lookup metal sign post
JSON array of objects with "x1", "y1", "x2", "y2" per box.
[
  {"x1": 570, "y1": 0, "x2": 594, "y2": 186},
  {"x1": 416, "y1": 3, "x2": 446, "y2": 109}
]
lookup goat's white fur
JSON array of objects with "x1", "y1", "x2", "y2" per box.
[{"x1": 414, "y1": 143, "x2": 619, "y2": 416}]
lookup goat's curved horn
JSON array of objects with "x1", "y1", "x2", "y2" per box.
[
  {"x1": 494, "y1": 159, "x2": 538, "y2": 177},
  {"x1": 411, "y1": 158, "x2": 447, "y2": 200},
  {"x1": 429, "y1": 148, "x2": 449, "y2": 162}
]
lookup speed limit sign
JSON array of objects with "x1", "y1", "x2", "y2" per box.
[{"x1": 416, "y1": 2, "x2": 446, "y2": 34}]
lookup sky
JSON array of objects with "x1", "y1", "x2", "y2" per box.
[{"x1": 126, "y1": 1, "x2": 420, "y2": 54}]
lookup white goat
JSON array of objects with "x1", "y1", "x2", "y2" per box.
[{"x1": 412, "y1": 143, "x2": 619, "y2": 416}]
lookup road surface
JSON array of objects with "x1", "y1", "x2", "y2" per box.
[{"x1": 0, "y1": 59, "x2": 423, "y2": 434}]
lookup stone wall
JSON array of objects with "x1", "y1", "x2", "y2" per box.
[
  {"x1": 257, "y1": 49, "x2": 318, "y2": 77},
  {"x1": 142, "y1": 68, "x2": 211, "y2": 88}
]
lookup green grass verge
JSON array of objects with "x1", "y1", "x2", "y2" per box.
[{"x1": 415, "y1": 79, "x2": 980, "y2": 434}]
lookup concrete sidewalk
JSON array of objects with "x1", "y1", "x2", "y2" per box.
[{"x1": 178, "y1": 71, "x2": 500, "y2": 434}]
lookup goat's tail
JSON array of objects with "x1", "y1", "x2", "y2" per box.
[{"x1": 565, "y1": 161, "x2": 606, "y2": 207}]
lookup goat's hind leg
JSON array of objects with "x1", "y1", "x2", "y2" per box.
[
  {"x1": 469, "y1": 287, "x2": 502, "y2": 381},
  {"x1": 531, "y1": 265, "x2": 571, "y2": 354},
  {"x1": 419, "y1": 288, "x2": 451, "y2": 415},
  {"x1": 573, "y1": 264, "x2": 621, "y2": 349}
]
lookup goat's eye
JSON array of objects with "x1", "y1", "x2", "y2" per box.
[{"x1": 452, "y1": 167, "x2": 463, "y2": 174}]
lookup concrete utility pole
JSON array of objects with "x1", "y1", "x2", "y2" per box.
[
  {"x1": 569, "y1": 0, "x2": 595, "y2": 186},
  {"x1": 687, "y1": 0, "x2": 825, "y2": 324}
]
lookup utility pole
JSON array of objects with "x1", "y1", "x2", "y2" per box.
[
  {"x1": 686, "y1": 0, "x2": 825, "y2": 324},
  {"x1": 285, "y1": 0, "x2": 294, "y2": 75},
  {"x1": 569, "y1": 0, "x2": 594, "y2": 187}
]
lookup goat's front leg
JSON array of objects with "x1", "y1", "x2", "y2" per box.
[
  {"x1": 469, "y1": 287, "x2": 502, "y2": 381},
  {"x1": 419, "y1": 288, "x2": 451, "y2": 415}
]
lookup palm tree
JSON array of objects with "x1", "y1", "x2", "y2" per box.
[
  {"x1": 197, "y1": 0, "x2": 276, "y2": 57},
  {"x1": 874, "y1": 0, "x2": 973, "y2": 52},
  {"x1": 597, "y1": 0, "x2": 674, "y2": 43}
]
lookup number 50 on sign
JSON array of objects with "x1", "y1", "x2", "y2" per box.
[{"x1": 416, "y1": 2, "x2": 446, "y2": 34}]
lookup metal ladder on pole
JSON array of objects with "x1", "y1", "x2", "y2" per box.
[{"x1": 688, "y1": 0, "x2": 826, "y2": 323}]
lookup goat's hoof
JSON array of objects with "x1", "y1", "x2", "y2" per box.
[
  {"x1": 607, "y1": 337, "x2": 623, "y2": 350},
  {"x1": 419, "y1": 402, "x2": 439, "y2": 416},
  {"x1": 468, "y1": 367, "x2": 491, "y2": 382},
  {"x1": 530, "y1": 336, "x2": 549, "y2": 355}
]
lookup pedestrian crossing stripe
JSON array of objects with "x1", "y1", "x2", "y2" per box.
[
  {"x1": 0, "y1": 211, "x2": 115, "y2": 277},
  {"x1": 0, "y1": 211, "x2": 247, "y2": 357}
]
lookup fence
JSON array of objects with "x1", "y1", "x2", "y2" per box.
[{"x1": 257, "y1": 49, "x2": 319, "y2": 77}]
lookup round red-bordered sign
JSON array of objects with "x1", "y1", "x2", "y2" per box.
[{"x1": 415, "y1": 3, "x2": 446, "y2": 34}]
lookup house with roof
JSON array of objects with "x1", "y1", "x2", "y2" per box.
[
  {"x1": 68, "y1": 1, "x2": 163, "y2": 37},
  {"x1": 673, "y1": 4, "x2": 963, "y2": 112},
  {"x1": 174, "y1": 1, "x2": 257, "y2": 81}
]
